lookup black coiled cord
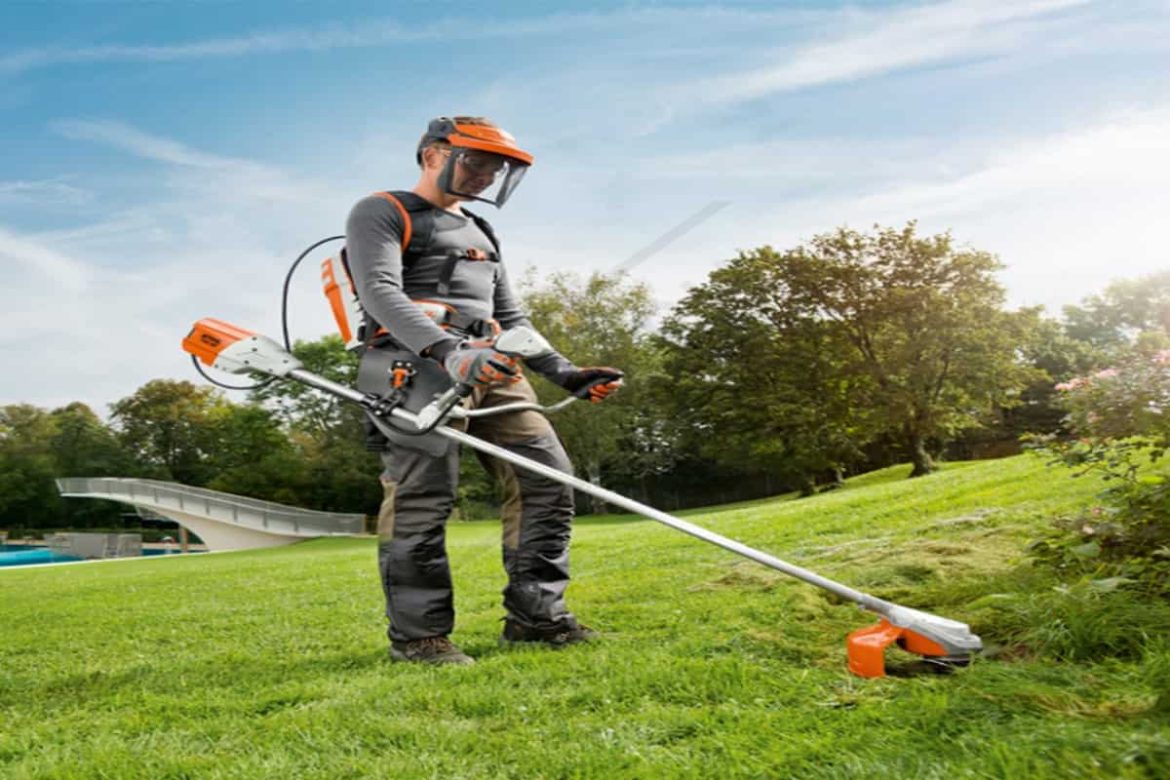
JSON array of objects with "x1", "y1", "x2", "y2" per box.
[{"x1": 192, "y1": 235, "x2": 345, "y2": 392}]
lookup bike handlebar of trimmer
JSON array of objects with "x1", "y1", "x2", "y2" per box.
[{"x1": 456, "y1": 375, "x2": 616, "y2": 419}]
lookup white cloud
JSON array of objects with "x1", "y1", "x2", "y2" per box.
[
  {"x1": 53, "y1": 119, "x2": 346, "y2": 212},
  {"x1": 0, "y1": 20, "x2": 413, "y2": 73},
  {"x1": 682, "y1": 0, "x2": 1091, "y2": 107},
  {"x1": 0, "y1": 122, "x2": 358, "y2": 411},
  {"x1": 0, "y1": 7, "x2": 817, "y2": 75},
  {"x1": 53, "y1": 120, "x2": 252, "y2": 169},
  {"x1": 552, "y1": 0, "x2": 1112, "y2": 138},
  {"x1": 841, "y1": 108, "x2": 1170, "y2": 309},
  {"x1": 0, "y1": 218, "x2": 345, "y2": 413},
  {"x1": 588, "y1": 107, "x2": 1170, "y2": 316},
  {"x1": 0, "y1": 226, "x2": 90, "y2": 297},
  {"x1": 0, "y1": 179, "x2": 90, "y2": 205},
  {"x1": 852, "y1": 109, "x2": 1170, "y2": 218}
]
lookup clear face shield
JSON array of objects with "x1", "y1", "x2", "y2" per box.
[{"x1": 436, "y1": 148, "x2": 530, "y2": 208}]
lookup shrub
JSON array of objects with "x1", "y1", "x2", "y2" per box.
[{"x1": 1028, "y1": 344, "x2": 1170, "y2": 593}]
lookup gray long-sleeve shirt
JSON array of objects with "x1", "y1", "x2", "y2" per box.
[{"x1": 344, "y1": 193, "x2": 571, "y2": 376}]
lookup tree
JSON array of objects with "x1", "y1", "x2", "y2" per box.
[
  {"x1": 48, "y1": 403, "x2": 138, "y2": 527},
  {"x1": 788, "y1": 224, "x2": 1039, "y2": 475},
  {"x1": 250, "y1": 335, "x2": 359, "y2": 438},
  {"x1": 661, "y1": 258, "x2": 874, "y2": 495},
  {"x1": 204, "y1": 403, "x2": 307, "y2": 505},
  {"x1": 522, "y1": 271, "x2": 662, "y2": 512},
  {"x1": 0, "y1": 405, "x2": 63, "y2": 528},
  {"x1": 108, "y1": 380, "x2": 226, "y2": 485},
  {"x1": 1063, "y1": 271, "x2": 1170, "y2": 350},
  {"x1": 49, "y1": 403, "x2": 136, "y2": 477},
  {"x1": 664, "y1": 223, "x2": 1035, "y2": 479},
  {"x1": 1001, "y1": 314, "x2": 1099, "y2": 439}
]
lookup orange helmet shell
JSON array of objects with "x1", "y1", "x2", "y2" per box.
[
  {"x1": 447, "y1": 122, "x2": 534, "y2": 165},
  {"x1": 417, "y1": 117, "x2": 534, "y2": 166}
]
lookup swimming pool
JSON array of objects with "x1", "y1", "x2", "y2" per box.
[
  {"x1": 0, "y1": 547, "x2": 81, "y2": 567},
  {"x1": 0, "y1": 545, "x2": 199, "y2": 568}
]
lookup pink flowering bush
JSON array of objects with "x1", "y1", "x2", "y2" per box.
[
  {"x1": 1054, "y1": 347, "x2": 1170, "y2": 446},
  {"x1": 1029, "y1": 344, "x2": 1170, "y2": 592}
]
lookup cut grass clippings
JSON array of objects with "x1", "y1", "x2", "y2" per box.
[{"x1": 2, "y1": 455, "x2": 1169, "y2": 778}]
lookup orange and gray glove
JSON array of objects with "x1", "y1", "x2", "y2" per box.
[
  {"x1": 552, "y1": 366, "x2": 625, "y2": 403},
  {"x1": 439, "y1": 340, "x2": 519, "y2": 387}
]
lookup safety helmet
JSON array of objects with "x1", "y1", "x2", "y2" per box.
[{"x1": 416, "y1": 117, "x2": 533, "y2": 208}]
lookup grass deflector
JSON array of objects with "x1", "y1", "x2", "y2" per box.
[{"x1": 182, "y1": 317, "x2": 982, "y2": 677}]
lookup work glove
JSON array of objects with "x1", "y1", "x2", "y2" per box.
[
  {"x1": 441, "y1": 340, "x2": 519, "y2": 387},
  {"x1": 552, "y1": 366, "x2": 624, "y2": 403}
]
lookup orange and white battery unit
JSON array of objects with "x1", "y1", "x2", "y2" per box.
[{"x1": 181, "y1": 318, "x2": 303, "y2": 377}]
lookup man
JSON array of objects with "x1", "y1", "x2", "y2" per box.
[{"x1": 345, "y1": 116, "x2": 623, "y2": 665}]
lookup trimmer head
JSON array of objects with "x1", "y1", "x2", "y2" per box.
[{"x1": 847, "y1": 607, "x2": 982, "y2": 678}]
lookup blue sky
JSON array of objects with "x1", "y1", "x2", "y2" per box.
[{"x1": 2, "y1": 0, "x2": 1169, "y2": 410}]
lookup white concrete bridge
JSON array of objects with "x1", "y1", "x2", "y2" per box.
[{"x1": 56, "y1": 477, "x2": 366, "y2": 552}]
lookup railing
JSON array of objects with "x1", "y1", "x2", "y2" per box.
[{"x1": 56, "y1": 478, "x2": 364, "y2": 537}]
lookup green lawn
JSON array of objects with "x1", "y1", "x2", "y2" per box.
[{"x1": 2, "y1": 455, "x2": 1168, "y2": 778}]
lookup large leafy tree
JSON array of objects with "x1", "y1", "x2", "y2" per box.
[
  {"x1": 1, "y1": 403, "x2": 143, "y2": 529},
  {"x1": 999, "y1": 315, "x2": 1100, "y2": 439},
  {"x1": 48, "y1": 403, "x2": 132, "y2": 475},
  {"x1": 203, "y1": 403, "x2": 307, "y2": 505},
  {"x1": 109, "y1": 380, "x2": 229, "y2": 485},
  {"x1": 661, "y1": 257, "x2": 873, "y2": 495},
  {"x1": 781, "y1": 223, "x2": 1037, "y2": 475},
  {"x1": 664, "y1": 223, "x2": 1035, "y2": 479}
]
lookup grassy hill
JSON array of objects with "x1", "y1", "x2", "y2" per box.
[{"x1": 2, "y1": 455, "x2": 1168, "y2": 778}]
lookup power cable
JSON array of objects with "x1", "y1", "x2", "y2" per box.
[{"x1": 190, "y1": 234, "x2": 345, "y2": 392}]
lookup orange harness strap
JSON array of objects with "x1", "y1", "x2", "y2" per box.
[{"x1": 373, "y1": 191, "x2": 413, "y2": 250}]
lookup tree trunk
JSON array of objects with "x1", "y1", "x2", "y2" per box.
[
  {"x1": 908, "y1": 432, "x2": 935, "y2": 477},
  {"x1": 798, "y1": 474, "x2": 817, "y2": 497},
  {"x1": 821, "y1": 466, "x2": 845, "y2": 491}
]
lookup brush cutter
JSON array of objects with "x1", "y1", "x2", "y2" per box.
[{"x1": 182, "y1": 317, "x2": 982, "y2": 677}]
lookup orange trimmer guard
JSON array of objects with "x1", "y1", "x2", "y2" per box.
[{"x1": 847, "y1": 619, "x2": 952, "y2": 678}]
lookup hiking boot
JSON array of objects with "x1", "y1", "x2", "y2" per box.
[
  {"x1": 389, "y1": 636, "x2": 475, "y2": 666},
  {"x1": 499, "y1": 617, "x2": 599, "y2": 648}
]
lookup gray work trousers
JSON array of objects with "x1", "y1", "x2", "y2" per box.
[{"x1": 376, "y1": 375, "x2": 576, "y2": 643}]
